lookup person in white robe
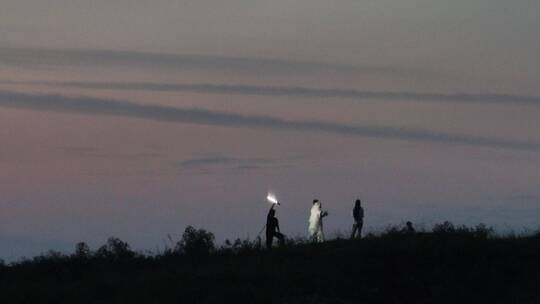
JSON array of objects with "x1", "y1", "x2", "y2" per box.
[{"x1": 309, "y1": 199, "x2": 328, "y2": 242}]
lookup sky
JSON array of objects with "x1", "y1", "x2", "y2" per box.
[{"x1": 1, "y1": 0, "x2": 539, "y2": 260}]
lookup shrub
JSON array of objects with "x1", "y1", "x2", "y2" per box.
[
  {"x1": 432, "y1": 221, "x2": 493, "y2": 238},
  {"x1": 472, "y1": 223, "x2": 494, "y2": 239},
  {"x1": 96, "y1": 237, "x2": 135, "y2": 259},
  {"x1": 176, "y1": 226, "x2": 216, "y2": 258},
  {"x1": 433, "y1": 221, "x2": 456, "y2": 234},
  {"x1": 380, "y1": 225, "x2": 403, "y2": 237},
  {"x1": 73, "y1": 242, "x2": 91, "y2": 258}
]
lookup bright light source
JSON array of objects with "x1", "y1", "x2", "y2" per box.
[{"x1": 266, "y1": 193, "x2": 279, "y2": 205}]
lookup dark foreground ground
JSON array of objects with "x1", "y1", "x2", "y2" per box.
[{"x1": 1, "y1": 224, "x2": 540, "y2": 303}]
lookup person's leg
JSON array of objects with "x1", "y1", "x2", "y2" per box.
[
  {"x1": 358, "y1": 221, "x2": 363, "y2": 239},
  {"x1": 276, "y1": 233, "x2": 285, "y2": 246},
  {"x1": 266, "y1": 234, "x2": 273, "y2": 249},
  {"x1": 309, "y1": 227, "x2": 317, "y2": 242},
  {"x1": 350, "y1": 223, "x2": 358, "y2": 239},
  {"x1": 316, "y1": 227, "x2": 324, "y2": 242}
]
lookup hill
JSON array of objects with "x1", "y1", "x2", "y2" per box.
[{"x1": 1, "y1": 223, "x2": 540, "y2": 303}]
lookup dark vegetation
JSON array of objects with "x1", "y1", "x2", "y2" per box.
[{"x1": 1, "y1": 222, "x2": 540, "y2": 303}]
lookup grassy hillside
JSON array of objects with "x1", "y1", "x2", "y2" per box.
[{"x1": 1, "y1": 223, "x2": 540, "y2": 303}]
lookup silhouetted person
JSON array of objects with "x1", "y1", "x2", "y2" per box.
[
  {"x1": 309, "y1": 199, "x2": 328, "y2": 242},
  {"x1": 403, "y1": 221, "x2": 416, "y2": 234},
  {"x1": 350, "y1": 199, "x2": 364, "y2": 239},
  {"x1": 266, "y1": 205, "x2": 285, "y2": 249}
]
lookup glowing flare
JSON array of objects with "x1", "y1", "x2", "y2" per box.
[{"x1": 266, "y1": 193, "x2": 279, "y2": 205}]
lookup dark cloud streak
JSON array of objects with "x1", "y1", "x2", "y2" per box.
[
  {"x1": 178, "y1": 156, "x2": 273, "y2": 170},
  {"x1": 179, "y1": 156, "x2": 238, "y2": 168},
  {"x1": 0, "y1": 47, "x2": 412, "y2": 76},
  {"x1": 5, "y1": 80, "x2": 540, "y2": 106},
  {"x1": 1, "y1": 90, "x2": 540, "y2": 152},
  {"x1": 62, "y1": 146, "x2": 160, "y2": 160}
]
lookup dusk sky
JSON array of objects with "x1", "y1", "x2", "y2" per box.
[{"x1": 1, "y1": 0, "x2": 539, "y2": 260}]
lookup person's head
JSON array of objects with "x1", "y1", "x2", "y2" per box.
[
  {"x1": 313, "y1": 199, "x2": 319, "y2": 205},
  {"x1": 269, "y1": 209, "x2": 276, "y2": 217},
  {"x1": 355, "y1": 199, "x2": 361, "y2": 208},
  {"x1": 406, "y1": 221, "x2": 413, "y2": 227}
]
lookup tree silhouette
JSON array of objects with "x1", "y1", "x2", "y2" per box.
[{"x1": 176, "y1": 226, "x2": 215, "y2": 258}]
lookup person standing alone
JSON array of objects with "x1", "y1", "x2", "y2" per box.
[
  {"x1": 309, "y1": 199, "x2": 328, "y2": 242},
  {"x1": 350, "y1": 199, "x2": 364, "y2": 239}
]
